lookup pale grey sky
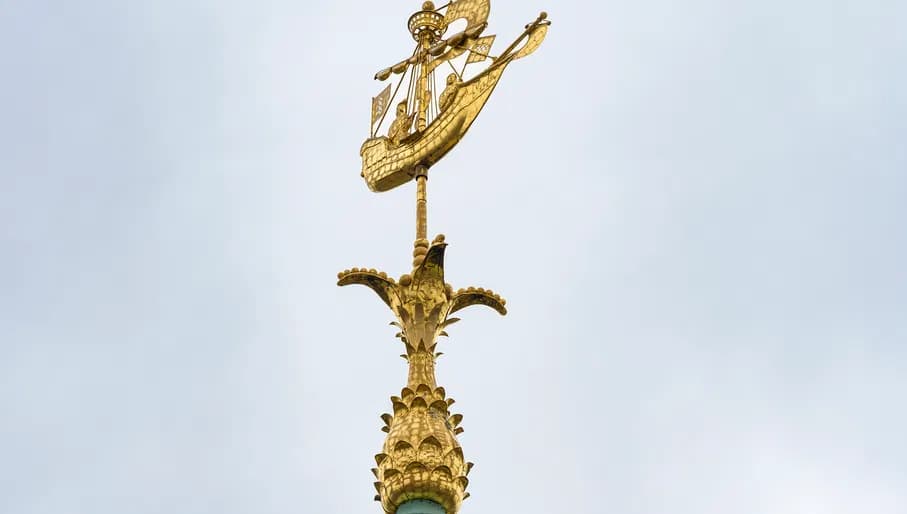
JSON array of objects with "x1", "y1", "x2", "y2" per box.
[{"x1": 2, "y1": 1, "x2": 905, "y2": 513}]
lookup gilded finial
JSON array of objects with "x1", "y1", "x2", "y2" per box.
[
  {"x1": 343, "y1": 2, "x2": 549, "y2": 512},
  {"x1": 339, "y1": 237, "x2": 507, "y2": 512}
]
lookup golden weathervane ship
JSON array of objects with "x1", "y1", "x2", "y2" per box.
[
  {"x1": 361, "y1": 0, "x2": 550, "y2": 192},
  {"x1": 339, "y1": 2, "x2": 549, "y2": 513}
]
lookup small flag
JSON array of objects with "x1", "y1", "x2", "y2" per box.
[
  {"x1": 467, "y1": 35, "x2": 496, "y2": 64},
  {"x1": 371, "y1": 84, "x2": 392, "y2": 126}
]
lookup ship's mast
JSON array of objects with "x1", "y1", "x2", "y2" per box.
[
  {"x1": 412, "y1": 1, "x2": 443, "y2": 131},
  {"x1": 416, "y1": 25, "x2": 432, "y2": 132}
]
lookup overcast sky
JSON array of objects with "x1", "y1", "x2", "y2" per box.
[{"x1": 2, "y1": 1, "x2": 906, "y2": 513}]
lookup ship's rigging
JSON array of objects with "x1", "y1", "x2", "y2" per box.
[{"x1": 370, "y1": 0, "x2": 495, "y2": 137}]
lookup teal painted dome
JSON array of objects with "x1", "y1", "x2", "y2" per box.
[{"x1": 398, "y1": 499, "x2": 445, "y2": 514}]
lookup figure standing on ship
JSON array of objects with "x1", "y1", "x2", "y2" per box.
[
  {"x1": 388, "y1": 100, "x2": 414, "y2": 145},
  {"x1": 439, "y1": 73, "x2": 461, "y2": 112}
]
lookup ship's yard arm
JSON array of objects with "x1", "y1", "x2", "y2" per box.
[{"x1": 493, "y1": 12, "x2": 549, "y2": 64}]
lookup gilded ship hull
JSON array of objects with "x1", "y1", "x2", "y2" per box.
[{"x1": 361, "y1": 60, "x2": 510, "y2": 193}]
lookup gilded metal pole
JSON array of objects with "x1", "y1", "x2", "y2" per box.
[
  {"x1": 413, "y1": 166, "x2": 429, "y2": 268},
  {"x1": 415, "y1": 168, "x2": 428, "y2": 242}
]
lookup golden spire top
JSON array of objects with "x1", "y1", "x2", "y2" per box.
[{"x1": 342, "y1": 2, "x2": 549, "y2": 513}]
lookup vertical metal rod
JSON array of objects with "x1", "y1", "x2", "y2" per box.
[
  {"x1": 417, "y1": 31, "x2": 431, "y2": 132},
  {"x1": 415, "y1": 167, "x2": 428, "y2": 241}
]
